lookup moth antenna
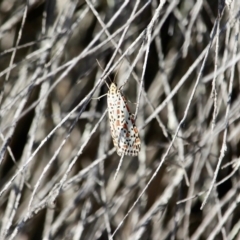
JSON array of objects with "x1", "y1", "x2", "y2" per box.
[
  {"x1": 96, "y1": 58, "x2": 125, "y2": 89},
  {"x1": 112, "y1": 59, "x2": 124, "y2": 86},
  {"x1": 96, "y1": 59, "x2": 110, "y2": 89}
]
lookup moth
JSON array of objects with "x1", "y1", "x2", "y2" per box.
[{"x1": 107, "y1": 82, "x2": 141, "y2": 156}]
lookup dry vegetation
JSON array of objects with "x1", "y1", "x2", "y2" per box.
[{"x1": 0, "y1": 0, "x2": 240, "y2": 239}]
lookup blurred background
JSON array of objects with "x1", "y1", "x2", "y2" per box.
[{"x1": 0, "y1": 0, "x2": 240, "y2": 239}]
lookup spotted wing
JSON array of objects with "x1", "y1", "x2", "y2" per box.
[{"x1": 107, "y1": 83, "x2": 141, "y2": 156}]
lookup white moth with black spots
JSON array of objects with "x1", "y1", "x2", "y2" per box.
[{"x1": 107, "y1": 82, "x2": 141, "y2": 156}]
